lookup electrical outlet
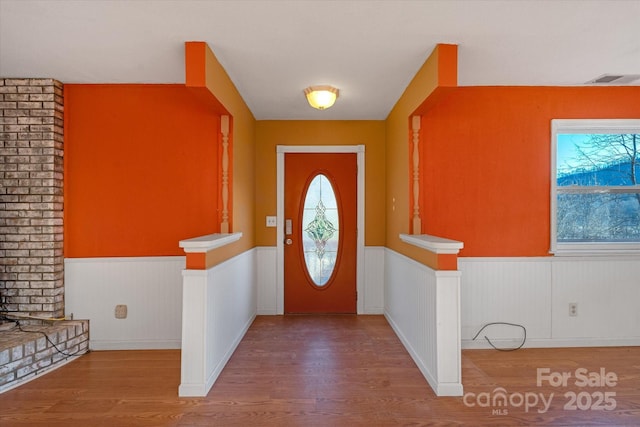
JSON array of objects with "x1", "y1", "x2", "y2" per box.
[
  {"x1": 115, "y1": 304, "x2": 128, "y2": 319},
  {"x1": 569, "y1": 303, "x2": 578, "y2": 317}
]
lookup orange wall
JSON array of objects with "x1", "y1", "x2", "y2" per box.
[
  {"x1": 254, "y1": 121, "x2": 386, "y2": 246},
  {"x1": 64, "y1": 84, "x2": 220, "y2": 257},
  {"x1": 385, "y1": 44, "x2": 457, "y2": 265},
  {"x1": 196, "y1": 42, "x2": 257, "y2": 257},
  {"x1": 421, "y1": 86, "x2": 640, "y2": 257}
]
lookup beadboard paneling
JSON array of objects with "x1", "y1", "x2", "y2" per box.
[
  {"x1": 459, "y1": 256, "x2": 640, "y2": 348},
  {"x1": 384, "y1": 249, "x2": 462, "y2": 396},
  {"x1": 256, "y1": 247, "x2": 277, "y2": 315},
  {"x1": 551, "y1": 257, "x2": 640, "y2": 341},
  {"x1": 64, "y1": 256, "x2": 185, "y2": 350},
  {"x1": 363, "y1": 246, "x2": 385, "y2": 314}
]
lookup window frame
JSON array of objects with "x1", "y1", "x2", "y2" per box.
[{"x1": 550, "y1": 119, "x2": 640, "y2": 255}]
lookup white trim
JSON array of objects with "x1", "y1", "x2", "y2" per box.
[
  {"x1": 551, "y1": 119, "x2": 640, "y2": 133},
  {"x1": 276, "y1": 145, "x2": 365, "y2": 154},
  {"x1": 276, "y1": 145, "x2": 365, "y2": 314},
  {"x1": 552, "y1": 246, "x2": 640, "y2": 256},
  {"x1": 179, "y1": 232, "x2": 242, "y2": 253},
  {"x1": 399, "y1": 233, "x2": 463, "y2": 254},
  {"x1": 460, "y1": 255, "x2": 640, "y2": 262},
  {"x1": 463, "y1": 337, "x2": 640, "y2": 350},
  {"x1": 385, "y1": 312, "x2": 440, "y2": 392}
]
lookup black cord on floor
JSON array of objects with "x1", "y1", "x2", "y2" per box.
[
  {"x1": 16, "y1": 320, "x2": 87, "y2": 358},
  {"x1": 472, "y1": 322, "x2": 526, "y2": 351}
]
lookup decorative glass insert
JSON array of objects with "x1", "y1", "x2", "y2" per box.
[{"x1": 302, "y1": 174, "x2": 339, "y2": 286}]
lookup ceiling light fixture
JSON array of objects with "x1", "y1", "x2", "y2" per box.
[{"x1": 304, "y1": 85, "x2": 339, "y2": 110}]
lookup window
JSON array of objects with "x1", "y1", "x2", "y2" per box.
[
  {"x1": 551, "y1": 119, "x2": 640, "y2": 254},
  {"x1": 302, "y1": 174, "x2": 339, "y2": 286}
]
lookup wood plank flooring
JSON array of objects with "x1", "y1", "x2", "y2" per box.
[{"x1": 1, "y1": 315, "x2": 639, "y2": 426}]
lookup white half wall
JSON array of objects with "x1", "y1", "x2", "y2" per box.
[
  {"x1": 363, "y1": 246, "x2": 385, "y2": 314},
  {"x1": 256, "y1": 246, "x2": 385, "y2": 315},
  {"x1": 179, "y1": 248, "x2": 257, "y2": 397},
  {"x1": 384, "y1": 248, "x2": 463, "y2": 396},
  {"x1": 64, "y1": 256, "x2": 185, "y2": 350},
  {"x1": 460, "y1": 256, "x2": 640, "y2": 349},
  {"x1": 256, "y1": 247, "x2": 277, "y2": 315}
]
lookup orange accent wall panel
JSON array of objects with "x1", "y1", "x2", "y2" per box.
[
  {"x1": 421, "y1": 86, "x2": 640, "y2": 257},
  {"x1": 437, "y1": 254, "x2": 458, "y2": 271},
  {"x1": 185, "y1": 42, "x2": 207, "y2": 88},
  {"x1": 64, "y1": 84, "x2": 220, "y2": 257},
  {"x1": 185, "y1": 253, "x2": 207, "y2": 270}
]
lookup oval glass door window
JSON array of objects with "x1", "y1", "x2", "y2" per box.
[{"x1": 302, "y1": 174, "x2": 339, "y2": 286}]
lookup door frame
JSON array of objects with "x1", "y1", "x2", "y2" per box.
[{"x1": 276, "y1": 145, "x2": 365, "y2": 314}]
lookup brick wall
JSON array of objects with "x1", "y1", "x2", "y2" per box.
[{"x1": 0, "y1": 78, "x2": 65, "y2": 319}]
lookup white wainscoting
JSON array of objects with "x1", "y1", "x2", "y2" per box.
[
  {"x1": 179, "y1": 248, "x2": 257, "y2": 397},
  {"x1": 64, "y1": 256, "x2": 185, "y2": 350},
  {"x1": 256, "y1": 246, "x2": 385, "y2": 315},
  {"x1": 256, "y1": 247, "x2": 277, "y2": 315},
  {"x1": 384, "y1": 249, "x2": 463, "y2": 396},
  {"x1": 460, "y1": 256, "x2": 640, "y2": 349},
  {"x1": 363, "y1": 246, "x2": 385, "y2": 314}
]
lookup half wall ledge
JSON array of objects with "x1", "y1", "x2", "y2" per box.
[
  {"x1": 179, "y1": 232, "x2": 242, "y2": 252},
  {"x1": 399, "y1": 233, "x2": 463, "y2": 254},
  {"x1": 178, "y1": 231, "x2": 252, "y2": 397},
  {"x1": 179, "y1": 233, "x2": 243, "y2": 270},
  {"x1": 389, "y1": 233, "x2": 463, "y2": 396}
]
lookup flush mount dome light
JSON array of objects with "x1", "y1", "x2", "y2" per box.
[{"x1": 304, "y1": 85, "x2": 339, "y2": 110}]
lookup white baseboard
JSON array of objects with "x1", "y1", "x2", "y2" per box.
[
  {"x1": 200, "y1": 314, "x2": 256, "y2": 396},
  {"x1": 385, "y1": 311, "x2": 439, "y2": 393},
  {"x1": 463, "y1": 337, "x2": 640, "y2": 350}
]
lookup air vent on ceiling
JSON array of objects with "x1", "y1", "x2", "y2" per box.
[{"x1": 586, "y1": 74, "x2": 640, "y2": 85}]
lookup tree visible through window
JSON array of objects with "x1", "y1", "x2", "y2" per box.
[{"x1": 552, "y1": 120, "x2": 640, "y2": 253}]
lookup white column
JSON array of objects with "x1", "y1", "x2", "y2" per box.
[
  {"x1": 412, "y1": 116, "x2": 422, "y2": 234},
  {"x1": 220, "y1": 115, "x2": 230, "y2": 233},
  {"x1": 435, "y1": 270, "x2": 462, "y2": 395},
  {"x1": 178, "y1": 270, "x2": 208, "y2": 397}
]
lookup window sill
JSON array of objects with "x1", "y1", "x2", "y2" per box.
[{"x1": 551, "y1": 248, "x2": 640, "y2": 257}]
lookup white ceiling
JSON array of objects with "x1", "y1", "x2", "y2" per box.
[{"x1": 1, "y1": 0, "x2": 639, "y2": 120}]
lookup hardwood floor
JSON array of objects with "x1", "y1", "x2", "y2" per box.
[{"x1": 1, "y1": 315, "x2": 639, "y2": 426}]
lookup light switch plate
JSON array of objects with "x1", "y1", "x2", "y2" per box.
[{"x1": 266, "y1": 216, "x2": 277, "y2": 227}]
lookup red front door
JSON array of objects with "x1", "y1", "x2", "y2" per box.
[{"x1": 284, "y1": 153, "x2": 357, "y2": 313}]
